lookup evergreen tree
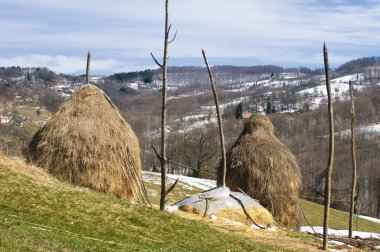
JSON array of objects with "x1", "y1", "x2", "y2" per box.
[
  {"x1": 266, "y1": 101, "x2": 272, "y2": 114},
  {"x1": 235, "y1": 102, "x2": 243, "y2": 119}
]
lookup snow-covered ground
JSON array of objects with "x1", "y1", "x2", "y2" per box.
[
  {"x1": 201, "y1": 96, "x2": 249, "y2": 111},
  {"x1": 298, "y1": 82, "x2": 365, "y2": 97},
  {"x1": 143, "y1": 171, "x2": 216, "y2": 191},
  {"x1": 335, "y1": 123, "x2": 380, "y2": 138},
  {"x1": 295, "y1": 74, "x2": 368, "y2": 110},
  {"x1": 331, "y1": 73, "x2": 364, "y2": 84},
  {"x1": 168, "y1": 91, "x2": 207, "y2": 100},
  {"x1": 301, "y1": 226, "x2": 380, "y2": 239},
  {"x1": 358, "y1": 214, "x2": 380, "y2": 224}
]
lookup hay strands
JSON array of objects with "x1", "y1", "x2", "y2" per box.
[
  {"x1": 197, "y1": 190, "x2": 267, "y2": 230},
  {"x1": 236, "y1": 186, "x2": 280, "y2": 230},
  {"x1": 229, "y1": 194, "x2": 266, "y2": 230}
]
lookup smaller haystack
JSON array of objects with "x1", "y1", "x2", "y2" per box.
[
  {"x1": 25, "y1": 85, "x2": 147, "y2": 203},
  {"x1": 173, "y1": 187, "x2": 274, "y2": 228},
  {"x1": 217, "y1": 115, "x2": 301, "y2": 229}
]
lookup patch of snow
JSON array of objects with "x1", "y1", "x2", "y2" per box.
[
  {"x1": 331, "y1": 73, "x2": 364, "y2": 83},
  {"x1": 335, "y1": 123, "x2": 380, "y2": 138},
  {"x1": 358, "y1": 214, "x2": 380, "y2": 224},
  {"x1": 329, "y1": 249, "x2": 347, "y2": 252},
  {"x1": 143, "y1": 171, "x2": 216, "y2": 191},
  {"x1": 329, "y1": 240, "x2": 349, "y2": 246},
  {"x1": 300, "y1": 226, "x2": 380, "y2": 239},
  {"x1": 280, "y1": 109, "x2": 297, "y2": 114},
  {"x1": 297, "y1": 83, "x2": 364, "y2": 98},
  {"x1": 222, "y1": 218, "x2": 244, "y2": 226},
  {"x1": 201, "y1": 96, "x2": 249, "y2": 111},
  {"x1": 267, "y1": 227, "x2": 276, "y2": 232},
  {"x1": 211, "y1": 215, "x2": 218, "y2": 221},
  {"x1": 166, "y1": 205, "x2": 178, "y2": 213},
  {"x1": 168, "y1": 91, "x2": 207, "y2": 100},
  {"x1": 180, "y1": 114, "x2": 208, "y2": 122}
]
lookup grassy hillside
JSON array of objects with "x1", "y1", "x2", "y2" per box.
[
  {"x1": 0, "y1": 155, "x2": 290, "y2": 252},
  {"x1": 300, "y1": 200, "x2": 380, "y2": 233}
]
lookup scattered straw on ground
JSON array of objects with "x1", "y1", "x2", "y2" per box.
[{"x1": 214, "y1": 206, "x2": 273, "y2": 227}]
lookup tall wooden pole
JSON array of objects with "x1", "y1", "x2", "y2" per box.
[
  {"x1": 322, "y1": 42, "x2": 335, "y2": 250},
  {"x1": 348, "y1": 80, "x2": 357, "y2": 238},
  {"x1": 159, "y1": 0, "x2": 169, "y2": 211},
  {"x1": 202, "y1": 49, "x2": 227, "y2": 187},
  {"x1": 86, "y1": 49, "x2": 91, "y2": 84}
]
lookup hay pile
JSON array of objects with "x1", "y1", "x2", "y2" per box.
[
  {"x1": 217, "y1": 115, "x2": 301, "y2": 229},
  {"x1": 25, "y1": 85, "x2": 147, "y2": 203}
]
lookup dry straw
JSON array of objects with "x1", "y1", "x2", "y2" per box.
[
  {"x1": 217, "y1": 115, "x2": 301, "y2": 229},
  {"x1": 25, "y1": 85, "x2": 147, "y2": 203}
]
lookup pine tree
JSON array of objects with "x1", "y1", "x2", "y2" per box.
[
  {"x1": 266, "y1": 101, "x2": 272, "y2": 114},
  {"x1": 235, "y1": 102, "x2": 243, "y2": 119}
]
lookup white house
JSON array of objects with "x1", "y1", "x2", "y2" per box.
[{"x1": 0, "y1": 115, "x2": 11, "y2": 124}]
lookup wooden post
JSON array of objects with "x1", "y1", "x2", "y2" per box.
[
  {"x1": 202, "y1": 49, "x2": 227, "y2": 187},
  {"x1": 348, "y1": 80, "x2": 357, "y2": 238},
  {"x1": 322, "y1": 42, "x2": 335, "y2": 250},
  {"x1": 86, "y1": 49, "x2": 91, "y2": 84}
]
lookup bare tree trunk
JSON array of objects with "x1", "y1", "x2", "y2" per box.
[
  {"x1": 159, "y1": 0, "x2": 169, "y2": 211},
  {"x1": 150, "y1": 0, "x2": 176, "y2": 211},
  {"x1": 201, "y1": 49, "x2": 227, "y2": 187},
  {"x1": 348, "y1": 80, "x2": 357, "y2": 238},
  {"x1": 86, "y1": 49, "x2": 91, "y2": 84},
  {"x1": 322, "y1": 42, "x2": 335, "y2": 250}
]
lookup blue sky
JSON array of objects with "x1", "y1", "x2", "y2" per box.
[{"x1": 0, "y1": 0, "x2": 379, "y2": 75}]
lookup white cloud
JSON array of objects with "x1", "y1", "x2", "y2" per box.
[
  {"x1": 0, "y1": 55, "x2": 156, "y2": 75},
  {"x1": 0, "y1": 0, "x2": 380, "y2": 73}
]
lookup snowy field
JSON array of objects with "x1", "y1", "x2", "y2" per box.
[
  {"x1": 301, "y1": 226, "x2": 380, "y2": 239},
  {"x1": 335, "y1": 123, "x2": 380, "y2": 138}
]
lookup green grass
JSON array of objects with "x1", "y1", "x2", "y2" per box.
[
  {"x1": 0, "y1": 157, "x2": 291, "y2": 252},
  {"x1": 17, "y1": 105, "x2": 51, "y2": 122},
  {"x1": 300, "y1": 200, "x2": 380, "y2": 233}
]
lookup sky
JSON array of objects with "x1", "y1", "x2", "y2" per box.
[{"x1": 0, "y1": 0, "x2": 380, "y2": 75}]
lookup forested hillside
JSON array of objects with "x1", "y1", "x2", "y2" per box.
[{"x1": 1, "y1": 57, "x2": 379, "y2": 219}]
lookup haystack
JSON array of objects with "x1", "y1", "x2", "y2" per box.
[
  {"x1": 217, "y1": 115, "x2": 301, "y2": 229},
  {"x1": 25, "y1": 85, "x2": 147, "y2": 203}
]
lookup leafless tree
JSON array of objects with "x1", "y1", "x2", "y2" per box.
[
  {"x1": 181, "y1": 126, "x2": 218, "y2": 177},
  {"x1": 151, "y1": 0, "x2": 177, "y2": 211},
  {"x1": 322, "y1": 43, "x2": 335, "y2": 250},
  {"x1": 202, "y1": 49, "x2": 227, "y2": 186},
  {"x1": 348, "y1": 80, "x2": 357, "y2": 238}
]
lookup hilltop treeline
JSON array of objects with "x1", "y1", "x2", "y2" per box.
[
  {"x1": 336, "y1": 56, "x2": 380, "y2": 75},
  {"x1": 109, "y1": 69, "x2": 156, "y2": 83}
]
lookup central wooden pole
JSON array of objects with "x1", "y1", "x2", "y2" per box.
[{"x1": 202, "y1": 49, "x2": 227, "y2": 187}]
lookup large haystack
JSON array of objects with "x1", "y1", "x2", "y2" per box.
[
  {"x1": 217, "y1": 115, "x2": 301, "y2": 229},
  {"x1": 25, "y1": 85, "x2": 147, "y2": 203}
]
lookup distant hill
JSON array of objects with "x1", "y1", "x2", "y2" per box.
[{"x1": 336, "y1": 56, "x2": 380, "y2": 75}]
